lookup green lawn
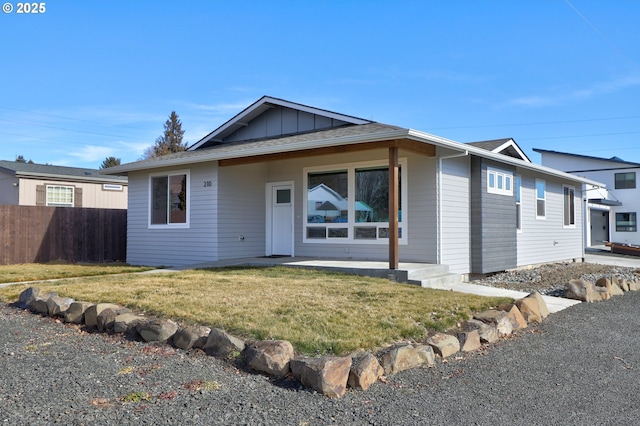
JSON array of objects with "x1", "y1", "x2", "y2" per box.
[{"x1": 0, "y1": 265, "x2": 511, "y2": 355}]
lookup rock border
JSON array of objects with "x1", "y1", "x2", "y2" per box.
[{"x1": 13, "y1": 274, "x2": 640, "y2": 398}]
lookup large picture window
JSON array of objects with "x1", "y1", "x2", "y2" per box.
[
  {"x1": 304, "y1": 160, "x2": 407, "y2": 243},
  {"x1": 150, "y1": 171, "x2": 189, "y2": 226}
]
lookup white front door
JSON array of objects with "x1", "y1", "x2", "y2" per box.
[{"x1": 268, "y1": 183, "x2": 293, "y2": 256}]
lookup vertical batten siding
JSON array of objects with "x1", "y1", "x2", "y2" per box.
[
  {"x1": 13, "y1": 177, "x2": 127, "y2": 209},
  {"x1": 516, "y1": 171, "x2": 584, "y2": 266},
  {"x1": 126, "y1": 163, "x2": 218, "y2": 267},
  {"x1": 216, "y1": 163, "x2": 268, "y2": 259},
  {"x1": 439, "y1": 155, "x2": 471, "y2": 275}
]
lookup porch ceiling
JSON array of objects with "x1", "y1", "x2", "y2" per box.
[{"x1": 218, "y1": 138, "x2": 435, "y2": 167}]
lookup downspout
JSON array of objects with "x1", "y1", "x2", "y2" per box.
[{"x1": 437, "y1": 150, "x2": 469, "y2": 265}]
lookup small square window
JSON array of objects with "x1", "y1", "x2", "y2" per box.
[{"x1": 615, "y1": 172, "x2": 636, "y2": 189}]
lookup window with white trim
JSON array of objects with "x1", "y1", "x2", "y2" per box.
[
  {"x1": 46, "y1": 185, "x2": 74, "y2": 207},
  {"x1": 536, "y1": 179, "x2": 546, "y2": 218},
  {"x1": 149, "y1": 171, "x2": 189, "y2": 227},
  {"x1": 304, "y1": 159, "x2": 407, "y2": 243},
  {"x1": 563, "y1": 185, "x2": 575, "y2": 227},
  {"x1": 515, "y1": 175, "x2": 522, "y2": 231},
  {"x1": 487, "y1": 168, "x2": 513, "y2": 196}
]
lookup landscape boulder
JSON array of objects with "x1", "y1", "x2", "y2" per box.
[
  {"x1": 290, "y1": 356, "x2": 352, "y2": 398},
  {"x1": 347, "y1": 351, "x2": 383, "y2": 391},
  {"x1": 473, "y1": 310, "x2": 513, "y2": 337},
  {"x1": 17, "y1": 287, "x2": 40, "y2": 309},
  {"x1": 113, "y1": 313, "x2": 145, "y2": 334},
  {"x1": 497, "y1": 303, "x2": 528, "y2": 330},
  {"x1": 31, "y1": 292, "x2": 58, "y2": 315},
  {"x1": 85, "y1": 303, "x2": 129, "y2": 328},
  {"x1": 46, "y1": 295, "x2": 75, "y2": 317},
  {"x1": 173, "y1": 325, "x2": 211, "y2": 350},
  {"x1": 378, "y1": 343, "x2": 435, "y2": 375},
  {"x1": 426, "y1": 332, "x2": 461, "y2": 358},
  {"x1": 64, "y1": 302, "x2": 93, "y2": 324},
  {"x1": 564, "y1": 279, "x2": 602, "y2": 303},
  {"x1": 136, "y1": 319, "x2": 179, "y2": 343},
  {"x1": 460, "y1": 319, "x2": 499, "y2": 344},
  {"x1": 456, "y1": 329, "x2": 481, "y2": 352},
  {"x1": 243, "y1": 340, "x2": 294, "y2": 377},
  {"x1": 96, "y1": 308, "x2": 117, "y2": 332},
  {"x1": 204, "y1": 328, "x2": 246, "y2": 358},
  {"x1": 595, "y1": 277, "x2": 624, "y2": 297},
  {"x1": 515, "y1": 292, "x2": 552, "y2": 322}
]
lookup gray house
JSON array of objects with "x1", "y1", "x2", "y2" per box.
[{"x1": 103, "y1": 96, "x2": 601, "y2": 276}]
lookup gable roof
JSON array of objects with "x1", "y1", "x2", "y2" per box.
[
  {"x1": 467, "y1": 138, "x2": 531, "y2": 162},
  {"x1": 0, "y1": 160, "x2": 127, "y2": 184},
  {"x1": 102, "y1": 97, "x2": 604, "y2": 187},
  {"x1": 189, "y1": 96, "x2": 373, "y2": 150},
  {"x1": 533, "y1": 148, "x2": 640, "y2": 167}
]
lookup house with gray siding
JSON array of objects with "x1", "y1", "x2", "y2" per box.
[{"x1": 102, "y1": 96, "x2": 601, "y2": 276}]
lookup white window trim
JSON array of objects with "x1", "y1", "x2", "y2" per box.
[
  {"x1": 487, "y1": 167, "x2": 513, "y2": 196},
  {"x1": 46, "y1": 184, "x2": 74, "y2": 207},
  {"x1": 536, "y1": 179, "x2": 546, "y2": 219},
  {"x1": 303, "y1": 158, "x2": 408, "y2": 245},
  {"x1": 148, "y1": 169, "x2": 190, "y2": 229},
  {"x1": 563, "y1": 185, "x2": 576, "y2": 228},
  {"x1": 103, "y1": 183, "x2": 123, "y2": 191},
  {"x1": 516, "y1": 175, "x2": 522, "y2": 233}
]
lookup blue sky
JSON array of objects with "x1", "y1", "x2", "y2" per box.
[{"x1": 1, "y1": 0, "x2": 639, "y2": 169}]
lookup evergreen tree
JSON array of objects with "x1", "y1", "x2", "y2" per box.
[
  {"x1": 142, "y1": 111, "x2": 187, "y2": 159},
  {"x1": 99, "y1": 156, "x2": 121, "y2": 169},
  {"x1": 15, "y1": 155, "x2": 33, "y2": 163}
]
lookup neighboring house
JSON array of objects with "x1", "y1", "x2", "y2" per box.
[
  {"x1": 102, "y1": 96, "x2": 601, "y2": 275},
  {"x1": 0, "y1": 160, "x2": 128, "y2": 209},
  {"x1": 534, "y1": 149, "x2": 640, "y2": 247}
]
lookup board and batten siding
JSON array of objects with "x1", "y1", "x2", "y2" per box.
[
  {"x1": 439, "y1": 154, "x2": 471, "y2": 275},
  {"x1": 126, "y1": 163, "x2": 218, "y2": 267},
  {"x1": 470, "y1": 158, "x2": 517, "y2": 274},
  {"x1": 516, "y1": 170, "x2": 583, "y2": 266},
  {"x1": 216, "y1": 163, "x2": 268, "y2": 259}
]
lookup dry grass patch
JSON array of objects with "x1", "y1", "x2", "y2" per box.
[
  {"x1": 0, "y1": 266, "x2": 510, "y2": 355},
  {"x1": 0, "y1": 262, "x2": 154, "y2": 284}
]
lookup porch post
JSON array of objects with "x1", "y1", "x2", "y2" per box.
[{"x1": 389, "y1": 146, "x2": 399, "y2": 270}]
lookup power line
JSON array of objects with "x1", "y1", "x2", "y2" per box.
[{"x1": 428, "y1": 114, "x2": 640, "y2": 131}]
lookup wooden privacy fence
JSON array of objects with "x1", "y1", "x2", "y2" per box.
[{"x1": 0, "y1": 205, "x2": 126, "y2": 265}]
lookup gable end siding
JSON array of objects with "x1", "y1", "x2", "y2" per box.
[{"x1": 223, "y1": 105, "x2": 351, "y2": 143}]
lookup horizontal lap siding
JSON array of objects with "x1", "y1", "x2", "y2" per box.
[
  {"x1": 440, "y1": 155, "x2": 470, "y2": 274},
  {"x1": 268, "y1": 151, "x2": 436, "y2": 262},
  {"x1": 517, "y1": 171, "x2": 583, "y2": 266},
  {"x1": 217, "y1": 164, "x2": 267, "y2": 259},
  {"x1": 126, "y1": 163, "x2": 218, "y2": 267}
]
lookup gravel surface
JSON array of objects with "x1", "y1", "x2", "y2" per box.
[
  {"x1": 4, "y1": 286, "x2": 640, "y2": 425},
  {"x1": 470, "y1": 262, "x2": 640, "y2": 296}
]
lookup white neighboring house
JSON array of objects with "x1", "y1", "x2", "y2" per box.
[
  {"x1": 102, "y1": 96, "x2": 603, "y2": 275},
  {"x1": 534, "y1": 149, "x2": 640, "y2": 247}
]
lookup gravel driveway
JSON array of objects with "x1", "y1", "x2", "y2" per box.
[{"x1": 3, "y1": 286, "x2": 640, "y2": 425}]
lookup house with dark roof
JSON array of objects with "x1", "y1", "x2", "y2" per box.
[
  {"x1": 102, "y1": 96, "x2": 602, "y2": 277},
  {"x1": 0, "y1": 160, "x2": 128, "y2": 209},
  {"x1": 534, "y1": 148, "x2": 640, "y2": 247}
]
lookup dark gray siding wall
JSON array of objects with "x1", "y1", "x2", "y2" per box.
[
  {"x1": 223, "y1": 106, "x2": 351, "y2": 142},
  {"x1": 470, "y1": 157, "x2": 517, "y2": 274}
]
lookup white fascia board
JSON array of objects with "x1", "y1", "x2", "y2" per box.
[
  {"x1": 494, "y1": 139, "x2": 531, "y2": 162},
  {"x1": 406, "y1": 129, "x2": 605, "y2": 188}
]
